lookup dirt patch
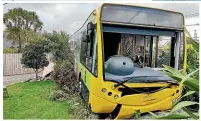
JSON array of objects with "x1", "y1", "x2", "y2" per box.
[
  {"x1": 49, "y1": 89, "x2": 98, "y2": 119},
  {"x1": 68, "y1": 95, "x2": 99, "y2": 119}
]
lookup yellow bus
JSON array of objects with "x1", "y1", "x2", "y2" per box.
[{"x1": 70, "y1": 3, "x2": 186, "y2": 119}]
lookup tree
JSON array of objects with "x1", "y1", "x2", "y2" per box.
[
  {"x1": 4, "y1": 8, "x2": 43, "y2": 52},
  {"x1": 21, "y1": 41, "x2": 49, "y2": 80},
  {"x1": 42, "y1": 30, "x2": 78, "y2": 93},
  {"x1": 187, "y1": 44, "x2": 199, "y2": 79},
  {"x1": 43, "y1": 30, "x2": 71, "y2": 62}
]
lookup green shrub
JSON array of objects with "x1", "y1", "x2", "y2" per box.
[
  {"x1": 182, "y1": 44, "x2": 199, "y2": 111},
  {"x1": 3, "y1": 48, "x2": 17, "y2": 53},
  {"x1": 187, "y1": 44, "x2": 199, "y2": 80},
  {"x1": 53, "y1": 57, "x2": 79, "y2": 94},
  {"x1": 21, "y1": 42, "x2": 49, "y2": 80},
  {"x1": 149, "y1": 65, "x2": 199, "y2": 119},
  {"x1": 49, "y1": 89, "x2": 69, "y2": 101}
]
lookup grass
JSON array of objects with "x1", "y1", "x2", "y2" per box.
[{"x1": 3, "y1": 80, "x2": 70, "y2": 119}]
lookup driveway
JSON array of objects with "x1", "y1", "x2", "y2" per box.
[{"x1": 3, "y1": 73, "x2": 36, "y2": 86}]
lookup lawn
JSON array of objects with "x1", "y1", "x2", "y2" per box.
[{"x1": 3, "y1": 80, "x2": 70, "y2": 119}]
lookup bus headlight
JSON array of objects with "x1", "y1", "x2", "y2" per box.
[{"x1": 102, "y1": 88, "x2": 107, "y2": 93}]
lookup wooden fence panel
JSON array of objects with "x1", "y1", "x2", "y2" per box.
[{"x1": 3, "y1": 53, "x2": 52, "y2": 76}]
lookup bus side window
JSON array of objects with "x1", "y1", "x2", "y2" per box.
[
  {"x1": 80, "y1": 23, "x2": 97, "y2": 76},
  {"x1": 86, "y1": 28, "x2": 97, "y2": 76},
  {"x1": 86, "y1": 38, "x2": 93, "y2": 70},
  {"x1": 80, "y1": 29, "x2": 93, "y2": 71},
  {"x1": 80, "y1": 30, "x2": 87, "y2": 65}
]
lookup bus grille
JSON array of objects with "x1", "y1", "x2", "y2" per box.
[{"x1": 118, "y1": 87, "x2": 168, "y2": 96}]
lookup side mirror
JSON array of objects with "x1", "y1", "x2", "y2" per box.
[
  {"x1": 82, "y1": 31, "x2": 90, "y2": 43},
  {"x1": 87, "y1": 22, "x2": 96, "y2": 32},
  {"x1": 86, "y1": 34, "x2": 90, "y2": 42},
  {"x1": 87, "y1": 22, "x2": 96, "y2": 42},
  {"x1": 82, "y1": 22, "x2": 96, "y2": 43}
]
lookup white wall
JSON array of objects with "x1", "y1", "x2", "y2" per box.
[{"x1": 185, "y1": 16, "x2": 199, "y2": 41}]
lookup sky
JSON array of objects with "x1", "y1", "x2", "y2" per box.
[
  {"x1": 2, "y1": 0, "x2": 151, "y2": 1},
  {"x1": 153, "y1": 0, "x2": 201, "y2": 1},
  {"x1": 3, "y1": 3, "x2": 199, "y2": 35}
]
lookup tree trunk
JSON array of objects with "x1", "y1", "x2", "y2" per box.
[
  {"x1": 35, "y1": 69, "x2": 38, "y2": 80},
  {"x1": 18, "y1": 34, "x2": 22, "y2": 52},
  {"x1": 19, "y1": 43, "x2": 22, "y2": 52}
]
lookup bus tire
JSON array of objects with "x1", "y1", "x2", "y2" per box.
[
  {"x1": 98, "y1": 113, "x2": 110, "y2": 119},
  {"x1": 79, "y1": 77, "x2": 89, "y2": 103}
]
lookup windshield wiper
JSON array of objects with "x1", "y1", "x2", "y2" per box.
[
  {"x1": 111, "y1": 77, "x2": 144, "y2": 93},
  {"x1": 114, "y1": 76, "x2": 166, "y2": 88},
  {"x1": 114, "y1": 77, "x2": 134, "y2": 88},
  {"x1": 109, "y1": 76, "x2": 175, "y2": 93}
]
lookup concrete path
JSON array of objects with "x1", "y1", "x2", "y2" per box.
[{"x1": 3, "y1": 73, "x2": 36, "y2": 86}]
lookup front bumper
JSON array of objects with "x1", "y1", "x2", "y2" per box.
[
  {"x1": 90, "y1": 84, "x2": 182, "y2": 119},
  {"x1": 115, "y1": 86, "x2": 182, "y2": 119},
  {"x1": 115, "y1": 96, "x2": 173, "y2": 119}
]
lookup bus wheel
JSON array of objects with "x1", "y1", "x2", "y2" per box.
[
  {"x1": 98, "y1": 113, "x2": 110, "y2": 119},
  {"x1": 79, "y1": 78, "x2": 89, "y2": 103},
  {"x1": 79, "y1": 83, "x2": 84, "y2": 100},
  {"x1": 79, "y1": 77, "x2": 84, "y2": 100}
]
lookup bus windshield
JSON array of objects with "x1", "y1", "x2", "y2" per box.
[{"x1": 103, "y1": 25, "x2": 183, "y2": 82}]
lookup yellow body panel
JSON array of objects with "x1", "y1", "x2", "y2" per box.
[
  {"x1": 116, "y1": 88, "x2": 181, "y2": 106},
  {"x1": 89, "y1": 83, "x2": 182, "y2": 119},
  {"x1": 115, "y1": 96, "x2": 173, "y2": 119},
  {"x1": 77, "y1": 3, "x2": 186, "y2": 119},
  {"x1": 89, "y1": 93, "x2": 117, "y2": 113}
]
